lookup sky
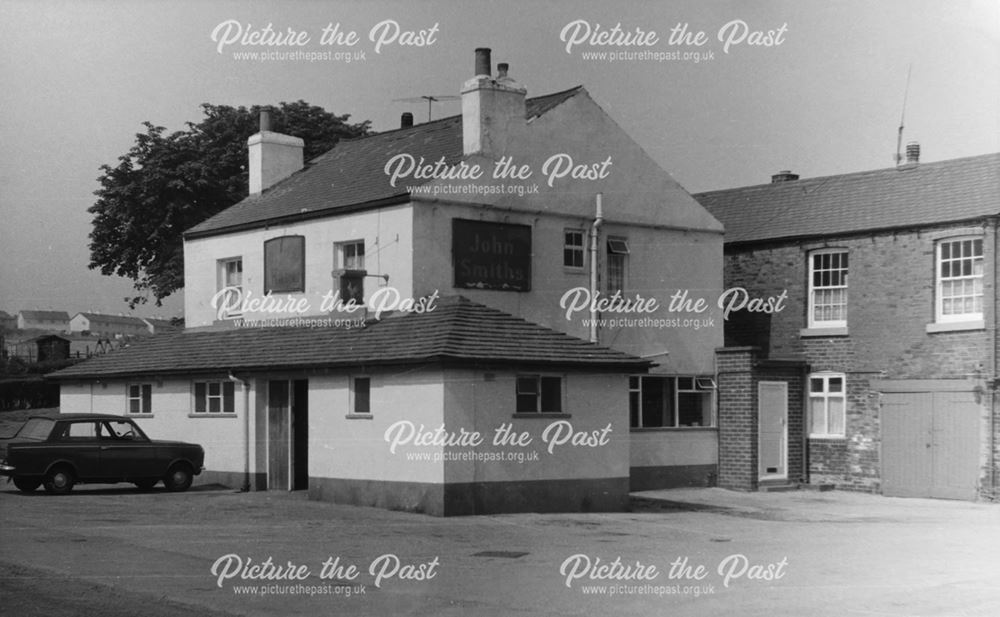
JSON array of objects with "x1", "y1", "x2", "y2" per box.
[{"x1": 0, "y1": 0, "x2": 997, "y2": 319}]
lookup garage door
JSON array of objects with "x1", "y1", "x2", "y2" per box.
[{"x1": 881, "y1": 385, "x2": 981, "y2": 500}]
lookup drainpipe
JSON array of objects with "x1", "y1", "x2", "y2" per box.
[
  {"x1": 228, "y1": 372, "x2": 251, "y2": 492},
  {"x1": 589, "y1": 193, "x2": 604, "y2": 343},
  {"x1": 993, "y1": 217, "x2": 998, "y2": 499}
]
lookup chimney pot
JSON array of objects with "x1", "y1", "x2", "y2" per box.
[
  {"x1": 474, "y1": 48, "x2": 491, "y2": 77},
  {"x1": 400, "y1": 112, "x2": 414, "y2": 128},
  {"x1": 497, "y1": 63, "x2": 509, "y2": 78},
  {"x1": 259, "y1": 110, "x2": 271, "y2": 132},
  {"x1": 771, "y1": 170, "x2": 799, "y2": 183},
  {"x1": 905, "y1": 141, "x2": 920, "y2": 164}
]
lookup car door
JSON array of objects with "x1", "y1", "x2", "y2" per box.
[
  {"x1": 97, "y1": 419, "x2": 163, "y2": 479},
  {"x1": 50, "y1": 420, "x2": 102, "y2": 480}
]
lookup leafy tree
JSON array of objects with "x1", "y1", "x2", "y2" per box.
[{"x1": 89, "y1": 101, "x2": 372, "y2": 307}]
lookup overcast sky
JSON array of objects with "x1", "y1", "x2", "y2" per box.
[{"x1": 1, "y1": 0, "x2": 997, "y2": 319}]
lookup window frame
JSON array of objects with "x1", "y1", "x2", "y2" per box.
[
  {"x1": 350, "y1": 376, "x2": 371, "y2": 416},
  {"x1": 563, "y1": 229, "x2": 585, "y2": 270},
  {"x1": 263, "y1": 235, "x2": 306, "y2": 294},
  {"x1": 606, "y1": 236, "x2": 630, "y2": 294},
  {"x1": 807, "y1": 249, "x2": 849, "y2": 329},
  {"x1": 192, "y1": 380, "x2": 236, "y2": 416},
  {"x1": 126, "y1": 383, "x2": 153, "y2": 416},
  {"x1": 515, "y1": 374, "x2": 564, "y2": 414},
  {"x1": 808, "y1": 372, "x2": 846, "y2": 438},
  {"x1": 935, "y1": 237, "x2": 984, "y2": 324},
  {"x1": 217, "y1": 256, "x2": 244, "y2": 318},
  {"x1": 629, "y1": 375, "x2": 716, "y2": 429}
]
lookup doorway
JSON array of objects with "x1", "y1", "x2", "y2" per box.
[
  {"x1": 267, "y1": 379, "x2": 309, "y2": 491},
  {"x1": 758, "y1": 381, "x2": 788, "y2": 480}
]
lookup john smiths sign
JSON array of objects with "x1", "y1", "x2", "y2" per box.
[{"x1": 452, "y1": 219, "x2": 531, "y2": 291}]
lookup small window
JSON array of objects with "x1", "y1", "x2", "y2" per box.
[
  {"x1": 194, "y1": 381, "x2": 236, "y2": 414},
  {"x1": 127, "y1": 383, "x2": 152, "y2": 415},
  {"x1": 606, "y1": 237, "x2": 629, "y2": 293},
  {"x1": 335, "y1": 241, "x2": 366, "y2": 304},
  {"x1": 808, "y1": 250, "x2": 848, "y2": 328},
  {"x1": 352, "y1": 377, "x2": 371, "y2": 414},
  {"x1": 809, "y1": 373, "x2": 846, "y2": 437},
  {"x1": 217, "y1": 257, "x2": 243, "y2": 318},
  {"x1": 516, "y1": 375, "x2": 562, "y2": 413},
  {"x1": 563, "y1": 229, "x2": 585, "y2": 269},
  {"x1": 936, "y1": 238, "x2": 983, "y2": 323}
]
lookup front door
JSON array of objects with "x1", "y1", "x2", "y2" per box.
[
  {"x1": 758, "y1": 381, "x2": 788, "y2": 480},
  {"x1": 267, "y1": 380, "x2": 291, "y2": 490}
]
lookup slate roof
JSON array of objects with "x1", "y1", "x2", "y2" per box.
[
  {"x1": 48, "y1": 296, "x2": 650, "y2": 380},
  {"x1": 19, "y1": 310, "x2": 70, "y2": 321},
  {"x1": 695, "y1": 153, "x2": 1000, "y2": 245},
  {"x1": 185, "y1": 87, "x2": 585, "y2": 238}
]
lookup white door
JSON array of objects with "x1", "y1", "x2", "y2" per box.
[{"x1": 758, "y1": 381, "x2": 788, "y2": 480}]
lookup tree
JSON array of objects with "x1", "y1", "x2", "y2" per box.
[{"x1": 89, "y1": 101, "x2": 372, "y2": 307}]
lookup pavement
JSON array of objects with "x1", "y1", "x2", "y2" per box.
[{"x1": 1, "y1": 481, "x2": 998, "y2": 617}]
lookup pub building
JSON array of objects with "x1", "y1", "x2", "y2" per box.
[{"x1": 51, "y1": 49, "x2": 725, "y2": 515}]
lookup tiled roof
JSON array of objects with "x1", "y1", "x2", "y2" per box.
[
  {"x1": 185, "y1": 87, "x2": 585, "y2": 238},
  {"x1": 695, "y1": 153, "x2": 1000, "y2": 245},
  {"x1": 19, "y1": 310, "x2": 70, "y2": 321},
  {"x1": 48, "y1": 296, "x2": 650, "y2": 379},
  {"x1": 74, "y1": 312, "x2": 148, "y2": 327}
]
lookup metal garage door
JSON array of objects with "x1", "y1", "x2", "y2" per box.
[{"x1": 881, "y1": 384, "x2": 981, "y2": 500}]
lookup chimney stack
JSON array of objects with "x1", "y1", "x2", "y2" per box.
[
  {"x1": 400, "y1": 112, "x2": 414, "y2": 128},
  {"x1": 461, "y1": 48, "x2": 527, "y2": 156},
  {"x1": 905, "y1": 141, "x2": 920, "y2": 164},
  {"x1": 248, "y1": 109, "x2": 304, "y2": 195},
  {"x1": 771, "y1": 170, "x2": 799, "y2": 183}
]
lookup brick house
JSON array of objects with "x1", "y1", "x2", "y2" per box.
[{"x1": 697, "y1": 148, "x2": 999, "y2": 500}]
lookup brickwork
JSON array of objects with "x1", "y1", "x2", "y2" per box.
[
  {"x1": 716, "y1": 348, "x2": 757, "y2": 490},
  {"x1": 722, "y1": 220, "x2": 998, "y2": 496}
]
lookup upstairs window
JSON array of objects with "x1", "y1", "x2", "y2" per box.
[
  {"x1": 808, "y1": 250, "x2": 848, "y2": 328},
  {"x1": 606, "y1": 237, "x2": 629, "y2": 293},
  {"x1": 335, "y1": 241, "x2": 366, "y2": 304},
  {"x1": 263, "y1": 235, "x2": 305, "y2": 294},
  {"x1": 217, "y1": 257, "x2": 243, "y2": 318},
  {"x1": 936, "y1": 238, "x2": 983, "y2": 323},
  {"x1": 563, "y1": 229, "x2": 585, "y2": 269}
]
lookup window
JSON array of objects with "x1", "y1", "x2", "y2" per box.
[
  {"x1": 194, "y1": 381, "x2": 235, "y2": 414},
  {"x1": 263, "y1": 235, "x2": 305, "y2": 294},
  {"x1": 516, "y1": 375, "x2": 562, "y2": 413},
  {"x1": 606, "y1": 237, "x2": 629, "y2": 293},
  {"x1": 352, "y1": 377, "x2": 371, "y2": 414},
  {"x1": 58, "y1": 421, "x2": 98, "y2": 440},
  {"x1": 809, "y1": 373, "x2": 845, "y2": 437},
  {"x1": 563, "y1": 229, "x2": 585, "y2": 269},
  {"x1": 629, "y1": 376, "x2": 715, "y2": 428},
  {"x1": 335, "y1": 241, "x2": 366, "y2": 304},
  {"x1": 936, "y1": 238, "x2": 983, "y2": 322},
  {"x1": 217, "y1": 257, "x2": 243, "y2": 317},
  {"x1": 127, "y1": 384, "x2": 152, "y2": 415},
  {"x1": 808, "y1": 250, "x2": 848, "y2": 328}
]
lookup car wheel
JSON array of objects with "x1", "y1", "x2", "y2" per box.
[
  {"x1": 163, "y1": 464, "x2": 193, "y2": 492},
  {"x1": 13, "y1": 477, "x2": 42, "y2": 493},
  {"x1": 134, "y1": 479, "x2": 157, "y2": 491},
  {"x1": 43, "y1": 467, "x2": 75, "y2": 494}
]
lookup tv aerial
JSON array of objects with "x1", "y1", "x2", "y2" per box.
[{"x1": 392, "y1": 95, "x2": 460, "y2": 122}]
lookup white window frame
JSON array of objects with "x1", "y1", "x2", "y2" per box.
[
  {"x1": 807, "y1": 249, "x2": 848, "y2": 329},
  {"x1": 192, "y1": 381, "x2": 236, "y2": 415},
  {"x1": 515, "y1": 374, "x2": 564, "y2": 413},
  {"x1": 126, "y1": 383, "x2": 153, "y2": 415},
  {"x1": 629, "y1": 375, "x2": 716, "y2": 429},
  {"x1": 935, "y1": 237, "x2": 984, "y2": 323},
  {"x1": 217, "y1": 257, "x2": 243, "y2": 318},
  {"x1": 808, "y1": 372, "x2": 846, "y2": 438},
  {"x1": 606, "y1": 237, "x2": 629, "y2": 293},
  {"x1": 336, "y1": 240, "x2": 366, "y2": 271},
  {"x1": 563, "y1": 229, "x2": 585, "y2": 270}
]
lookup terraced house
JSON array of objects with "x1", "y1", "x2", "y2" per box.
[
  {"x1": 51, "y1": 49, "x2": 725, "y2": 514},
  {"x1": 697, "y1": 147, "x2": 999, "y2": 501}
]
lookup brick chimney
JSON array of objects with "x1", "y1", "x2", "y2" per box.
[
  {"x1": 461, "y1": 48, "x2": 527, "y2": 156},
  {"x1": 248, "y1": 109, "x2": 304, "y2": 195}
]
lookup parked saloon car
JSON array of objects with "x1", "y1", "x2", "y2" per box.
[{"x1": 0, "y1": 414, "x2": 204, "y2": 494}]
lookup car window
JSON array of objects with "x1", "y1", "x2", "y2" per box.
[
  {"x1": 16, "y1": 418, "x2": 55, "y2": 440},
  {"x1": 57, "y1": 421, "x2": 98, "y2": 440},
  {"x1": 101, "y1": 420, "x2": 144, "y2": 441}
]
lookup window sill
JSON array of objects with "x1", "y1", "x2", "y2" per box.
[
  {"x1": 512, "y1": 413, "x2": 571, "y2": 419},
  {"x1": 563, "y1": 267, "x2": 587, "y2": 275},
  {"x1": 345, "y1": 413, "x2": 372, "y2": 420},
  {"x1": 800, "y1": 326, "x2": 848, "y2": 337},
  {"x1": 630, "y1": 426, "x2": 717, "y2": 432},
  {"x1": 925, "y1": 319, "x2": 985, "y2": 333},
  {"x1": 808, "y1": 434, "x2": 846, "y2": 440},
  {"x1": 188, "y1": 413, "x2": 237, "y2": 418}
]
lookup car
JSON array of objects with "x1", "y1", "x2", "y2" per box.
[{"x1": 0, "y1": 413, "x2": 204, "y2": 494}]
